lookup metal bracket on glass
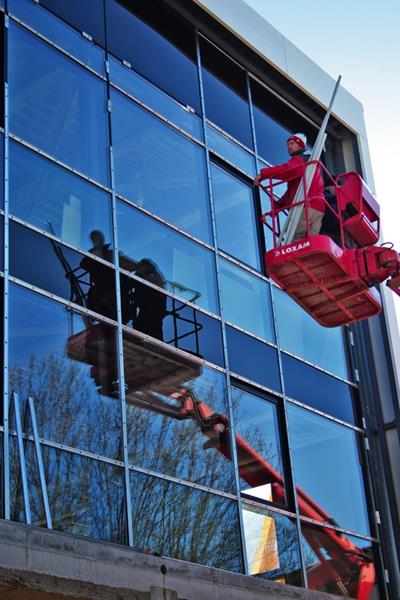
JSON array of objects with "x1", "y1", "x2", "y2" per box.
[
  {"x1": 122, "y1": 59, "x2": 132, "y2": 69},
  {"x1": 11, "y1": 391, "x2": 53, "y2": 529},
  {"x1": 12, "y1": 391, "x2": 32, "y2": 525},
  {"x1": 375, "y1": 510, "x2": 381, "y2": 525}
]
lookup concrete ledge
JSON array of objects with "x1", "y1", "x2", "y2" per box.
[{"x1": 0, "y1": 520, "x2": 339, "y2": 600}]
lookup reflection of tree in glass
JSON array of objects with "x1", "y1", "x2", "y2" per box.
[
  {"x1": 130, "y1": 472, "x2": 242, "y2": 572},
  {"x1": 9, "y1": 353, "x2": 121, "y2": 460},
  {"x1": 126, "y1": 376, "x2": 236, "y2": 493},
  {"x1": 10, "y1": 442, "x2": 126, "y2": 543}
]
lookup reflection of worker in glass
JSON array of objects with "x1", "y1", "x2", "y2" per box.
[
  {"x1": 81, "y1": 230, "x2": 116, "y2": 319},
  {"x1": 254, "y1": 133, "x2": 325, "y2": 240},
  {"x1": 132, "y1": 258, "x2": 167, "y2": 341},
  {"x1": 88, "y1": 229, "x2": 113, "y2": 262}
]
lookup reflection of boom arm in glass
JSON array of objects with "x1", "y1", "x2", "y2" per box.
[
  {"x1": 65, "y1": 326, "x2": 375, "y2": 598},
  {"x1": 125, "y1": 387, "x2": 375, "y2": 599}
]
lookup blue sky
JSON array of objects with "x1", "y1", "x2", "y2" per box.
[{"x1": 244, "y1": 0, "x2": 400, "y2": 329}]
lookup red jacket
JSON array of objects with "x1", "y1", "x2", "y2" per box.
[{"x1": 260, "y1": 155, "x2": 325, "y2": 213}]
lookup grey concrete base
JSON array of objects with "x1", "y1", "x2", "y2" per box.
[{"x1": 0, "y1": 519, "x2": 340, "y2": 600}]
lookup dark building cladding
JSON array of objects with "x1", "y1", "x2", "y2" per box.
[{"x1": 0, "y1": 0, "x2": 399, "y2": 599}]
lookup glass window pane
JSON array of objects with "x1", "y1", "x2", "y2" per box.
[
  {"x1": 0, "y1": 135, "x2": 3, "y2": 210},
  {"x1": 106, "y1": 0, "x2": 200, "y2": 113},
  {"x1": 227, "y1": 326, "x2": 281, "y2": 392},
  {"x1": 125, "y1": 360, "x2": 235, "y2": 492},
  {"x1": 117, "y1": 201, "x2": 219, "y2": 314},
  {"x1": 219, "y1": 259, "x2": 275, "y2": 342},
  {"x1": 288, "y1": 404, "x2": 370, "y2": 536},
  {"x1": 0, "y1": 215, "x2": 3, "y2": 269},
  {"x1": 130, "y1": 472, "x2": 242, "y2": 571},
  {"x1": 112, "y1": 90, "x2": 211, "y2": 243},
  {"x1": 201, "y1": 38, "x2": 252, "y2": 148},
  {"x1": 121, "y1": 275, "x2": 224, "y2": 366},
  {"x1": 301, "y1": 523, "x2": 379, "y2": 598},
  {"x1": 251, "y1": 80, "x2": 317, "y2": 166},
  {"x1": 109, "y1": 56, "x2": 203, "y2": 141},
  {"x1": 232, "y1": 387, "x2": 286, "y2": 505},
  {"x1": 211, "y1": 164, "x2": 260, "y2": 269},
  {"x1": 11, "y1": 443, "x2": 125, "y2": 542},
  {"x1": 10, "y1": 222, "x2": 117, "y2": 321},
  {"x1": 242, "y1": 503, "x2": 302, "y2": 585},
  {"x1": 9, "y1": 0, "x2": 105, "y2": 74},
  {"x1": 274, "y1": 288, "x2": 348, "y2": 379},
  {"x1": 282, "y1": 354, "x2": 355, "y2": 424},
  {"x1": 39, "y1": 0, "x2": 106, "y2": 46},
  {"x1": 0, "y1": 16, "x2": 3, "y2": 129},
  {"x1": 9, "y1": 284, "x2": 121, "y2": 459},
  {"x1": 206, "y1": 124, "x2": 255, "y2": 176},
  {"x1": 9, "y1": 23, "x2": 109, "y2": 185},
  {"x1": 10, "y1": 142, "x2": 113, "y2": 254}
]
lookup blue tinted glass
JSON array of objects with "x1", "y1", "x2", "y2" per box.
[
  {"x1": 9, "y1": 0, "x2": 105, "y2": 74},
  {"x1": 10, "y1": 222, "x2": 117, "y2": 321},
  {"x1": 253, "y1": 105, "x2": 290, "y2": 165},
  {"x1": 227, "y1": 326, "x2": 281, "y2": 392},
  {"x1": 232, "y1": 388, "x2": 286, "y2": 505},
  {"x1": 130, "y1": 472, "x2": 242, "y2": 571},
  {"x1": 207, "y1": 124, "x2": 255, "y2": 175},
  {"x1": 282, "y1": 354, "x2": 355, "y2": 424},
  {"x1": 274, "y1": 288, "x2": 348, "y2": 379},
  {"x1": 112, "y1": 90, "x2": 211, "y2": 243},
  {"x1": 9, "y1": 23, "x2": 109, "y2": 185},
  {"x1": 219, "y1": 259, "x2": 275, "y2": 342},
  {"x1": 106, "y1": 0, "x2": 200, "y2": 113},
  {"x1": 212, "y1": 165, "x2": 260, "y2": 268},
  {"x1": 10, "y1": 142, "x2": 113, "y2": 254},
  {"x1": 109, "y1": 57, "x2": 203, "y2": 140},
  {"x1": 117, "y1": 201, "x2": 219, "y2": 314},
  {"x1": 120, "y1": 275, "x2": 224, "y2": 366},
  {"x1": 0, "y1": 135, "x2": 3, "y2": 210},
  {"x1": 288, "y1": 404, "x2": 370, "y2": 535},
  {"x1": 251, "y1": 80, "x2": 317, "y2": 166},
  {"x1": 201, "y1": 39, "x2": 252, "y2": 148},
  {"x1": 9, "y1": 284, "x2": 121, "y2": 459},
  {"x1": 242, "y1": 503, "x2": 302, "y2": 585},
  {"x1": 10, "y1": 443, "x2": 125, "y2": 542},
  {"x1": 39, "y1": 0, "x2": 105, "y2": 46},
  {"x1": 125, "y1": 364, "x2": 235, "y2": 491},
  {"x1": 163, "y1": 297, "x2": 225, "y2": 366},
  {"x1": 0, "y1": 216, "x2": 3, "y2": 268}
]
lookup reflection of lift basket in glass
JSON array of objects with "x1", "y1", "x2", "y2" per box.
[{"x1": 262, "y1": 162, "x2": 400, "y2": 327}]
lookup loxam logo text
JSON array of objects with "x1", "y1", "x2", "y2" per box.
[{"x1": 281, "y1": 241, "x2": 311, "y2": 255}]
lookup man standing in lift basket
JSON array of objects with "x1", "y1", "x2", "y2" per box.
[{"x1": 254, "y1": 133, "x2": 325, "y2": 241}]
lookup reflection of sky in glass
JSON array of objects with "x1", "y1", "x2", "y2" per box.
[
  {"x1": 232, "y1": 387, "x2": 286, "y2": 504},
  {"x1": 211, "y1": 164, "x2": 260, "y2": 269},
  {"x1": 288, "y1": 404, "x2": 370, "y2": 536},
  {"x1": 274, "y1": 287, "x2": 348, "y2": 379},
  {"x1": 219, "y1": 259, "x2": 275, "y2": 342}
]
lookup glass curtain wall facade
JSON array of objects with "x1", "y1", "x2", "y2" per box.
[{"x1": 0, "y1": 0, "x2": 385, "y2": 597}]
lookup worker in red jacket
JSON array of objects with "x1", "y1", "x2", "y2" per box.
[{"x1": 254, "y1": 133, "x2": 325, "y2": 241}]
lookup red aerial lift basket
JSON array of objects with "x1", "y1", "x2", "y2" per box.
[
  {"x1": 265, "y1": 235, "x2": 381, "y2": 328},
  {"x1": 337, "y1": 172, "x2": 380, "y2": 247},
  {"x1": 260, "y1": 161, "x2": 399, "y2": 327}
]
